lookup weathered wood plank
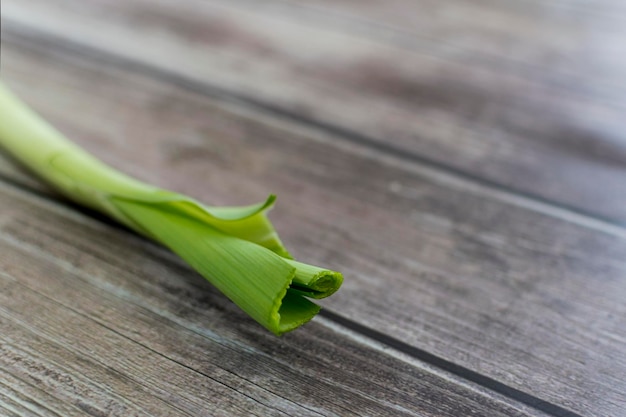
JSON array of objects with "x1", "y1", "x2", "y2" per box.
[
  {"x1": 0, "y1": 371, "x2": 88, "y2": 417},
  {"x1": 3, "y1": 0, "x2": 626, "y2": 222},
  {"x1": 0, "y1": 290, "x2": 296, "y2": 417},
  {"x1": 274, "y1": 0, "x2": 626, "y2": 75},
  {"x1": 0, "y1": 384, "x2": 46, "y2": 417},
  {"x1": 0, "y1": 318, "x2": 219, "y2": 417},
  {"x1": 1, "y1": 40, "x2": 625, "y2": 416},
  {"x1": 0, "y1": 184, "x2": 546, "y2": 417},
  {"x1": 0, "y1": 399, "x2": 31, "y2": 417}
]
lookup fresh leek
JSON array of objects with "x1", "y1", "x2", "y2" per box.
[{"x1": 0, "y1": 81, "x2": 342, "y2": 335}]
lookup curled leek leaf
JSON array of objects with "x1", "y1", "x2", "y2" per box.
[{"x1": 0, "y1": 81, "x2": 342, "y2": 335}]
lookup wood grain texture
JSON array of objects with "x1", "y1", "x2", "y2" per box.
[
  {"x1": 3, "y1": 0, "x2": 626, "y2": 222},
  {"x1": 1, "y1": 40, "x2": 625, "y2": 416},
  {"x1": 0, "y1": 372, "x2": 89, "y2": 417},
  {"x1": 0, "y1": 183, "x2": 546, "y2": 417}
]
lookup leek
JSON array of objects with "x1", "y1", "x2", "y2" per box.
[{"x1": 0, "y1": 81, "x2": 342, "y2": 335}]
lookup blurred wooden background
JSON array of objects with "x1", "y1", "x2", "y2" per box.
[{"x1": 1, "y1": 1, "x2": 625, "y2": 416}]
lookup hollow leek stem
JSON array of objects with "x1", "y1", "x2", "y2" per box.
[{"x1": 0, "y1": 81, "x2": 342, "y2": 335}]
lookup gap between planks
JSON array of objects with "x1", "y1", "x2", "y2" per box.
[
  {"x1": 2, "y1": 21, "x2": 626, "y2": 238},
  {"x1": 319, "y1": 311, "x2": 581, "y2": 417}
]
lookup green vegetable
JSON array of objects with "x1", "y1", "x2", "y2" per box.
[{"x1": 0, "y1": 81, "x2": 342, "y2": 335}]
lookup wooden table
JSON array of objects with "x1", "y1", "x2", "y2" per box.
[{"x1": 1, "y1": 1, "x2": 625, "y2": 416}]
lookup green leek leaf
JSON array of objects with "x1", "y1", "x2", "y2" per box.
[{"x1": 0, "y1": 81, "x2": 342, "y2": 335}]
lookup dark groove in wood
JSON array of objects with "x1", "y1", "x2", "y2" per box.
[
  {"x1": 319, "y1": 309, "x2": 582, "y2": 417},
  {"x1": 3, "y1": 21, "x2": 625, "y2": 231}
]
